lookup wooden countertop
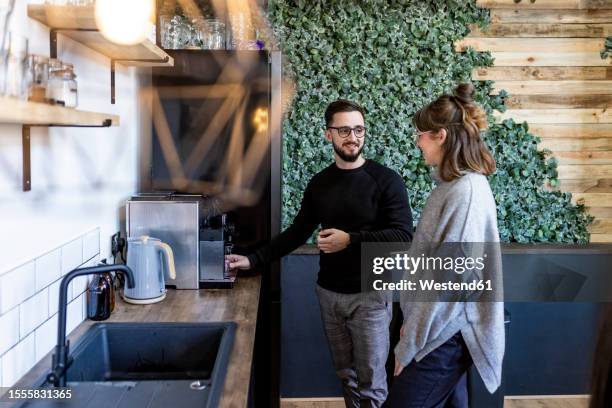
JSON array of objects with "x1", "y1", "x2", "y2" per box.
[{"x1": 12, "y1": 274, "x2": 261, "y2": 408}]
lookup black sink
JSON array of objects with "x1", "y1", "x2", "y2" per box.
[
  {"x1": 66, "y1": 322, "x2": 235, "y2": 382},
  {"x1": 17, "y1": 322, "x2": 236, "y2": 408}
]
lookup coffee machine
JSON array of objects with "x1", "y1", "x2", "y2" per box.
[
  {"x1": 126, "y1": 193, "x2": 238, "y2": 290},
  {"x1": 199, "y1": 213, "x2": 236, "y2": 288}
]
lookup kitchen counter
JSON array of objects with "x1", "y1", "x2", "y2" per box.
[{"x1": 8, "y1": 274, "x2": 261, "y2": 408}]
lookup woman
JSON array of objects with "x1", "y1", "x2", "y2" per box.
[{"x1": 384, "y1": 83, "x2": 505, "y2": 408}]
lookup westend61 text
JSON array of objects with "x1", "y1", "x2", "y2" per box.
[{"x1": 372, "y1": 279, "x2": 493, "y2": 292}]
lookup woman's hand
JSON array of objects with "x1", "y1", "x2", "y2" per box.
[
  {"x1": 394, "y1": 358, "x2": 405, "y2": 377},
  {"x1": 395, "y1": 324, "x2": 407, "y2": 376},
  {"x1": 317, "y1": 228, "x2": 350, "y2": 253}
]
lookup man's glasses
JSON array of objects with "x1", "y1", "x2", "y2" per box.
[{"x1": 327, "y1": 126, "x2": 367, "y2": 139}]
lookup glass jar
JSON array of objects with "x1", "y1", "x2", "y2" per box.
[
  {"x1": 26, "y1": 54, "x2": 49, "y2": 103},
  {"x1": 46, "y1": 58, "x2": 62, "y2": 103},
  {"x1": 47, "y1": 61, "x2": 78, "y2": 108},
  {"x1": 202, "y1": 19, "x2": 225, "y2": 50}
]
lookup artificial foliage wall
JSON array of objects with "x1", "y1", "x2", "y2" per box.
[{"x1": 268, "y1": 0, "x2": 592, "y2": 243}]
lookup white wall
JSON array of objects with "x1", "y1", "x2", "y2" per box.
[{"x1": 0, "y1": 0, "x2": 144, "y2": 387}]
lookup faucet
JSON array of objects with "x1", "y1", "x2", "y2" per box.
[{"x1": 47, "y1": 264, "x2": 135, "y2": 387}]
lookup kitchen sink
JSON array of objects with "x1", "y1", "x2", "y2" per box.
[
  {"x1": 66, "y1": 322, "x2": 235, "y2": 382},
  {"x1": 17, "y1": 322, "x2": 236, "y2": 408}
]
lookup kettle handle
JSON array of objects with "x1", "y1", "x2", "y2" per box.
[{"x1": 157, "y1": 242, "x2": 177, "y2": 280}]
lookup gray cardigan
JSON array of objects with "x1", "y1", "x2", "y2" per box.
[{"x1": 394, "y1": 170, "x2": 505, "y2": 393}]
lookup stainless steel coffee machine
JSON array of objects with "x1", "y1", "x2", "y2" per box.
[
  {"x1": 126, "y1": 193, "x2": 236, "y2": 290},
  {"x1": 199, "y1": 213, "x2": 236, "y2": 288}
]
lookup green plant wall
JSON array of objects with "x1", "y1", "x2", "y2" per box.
[{"x1": 268, "y1": 0, "x2": 592, "y2": 243}]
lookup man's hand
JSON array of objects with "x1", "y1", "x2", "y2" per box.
[
  {"x1": 225, "y1": 254, "x2": 252, "y2": 271},
  {"x1": 317, "y1": 228, "x2": 350, "y2": 253}
]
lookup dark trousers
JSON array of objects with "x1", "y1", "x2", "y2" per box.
[{"x1": 384, "y1": 332, "x2": 472, "y2": 408}]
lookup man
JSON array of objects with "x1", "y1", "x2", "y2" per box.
[{"x1": 227, "y1": 99, "x2": 413, "y2": 407}]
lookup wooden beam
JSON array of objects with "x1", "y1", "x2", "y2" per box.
[
  {"x1": 490, "y1": 80, "x2": 612, "y2": 95},
  {"x1": 489, "y1": 51, "x2": 610, "y2": 66},
  {"x1": 473, "y1": 67, "x2": 612, "y2": 81},
  {"x1": 490, "y1": 9, "x2": 612, "y2": 23},
  {"x1": 550, "y1": 151, "x2": 612, "y2": 164},
  {"x1": 589, "y1": 218, "x2": 612, "y2": 233},
  {"x1": 497, "y1": 109, "x2": 612, "y2": 124},
  {"x1": 456, "y1": 38, "x2": 604, "y2": 52},
  {"x1": 587, "y1": 206, "x2": 612, "y2": 217},
  {"x1": 558, "y1": 179, "x2": 612, "y2": 192},
  {"x1": 469, "y1": 23, "x2": 612, "y2": 37},
  {"x1": 560, "y1": 166, "x2": 612, "y2": 179},
  {"x1": 529, "y1": 124, "x2": 612, "y2": 138},
  {"x1": 540, "y1": 137, "x2": 612, "y2": 151},
  {"x1": 478, "y1": 0, "x2": 612, "y2": 9},
  {"x1": 590, "y1": 233, "x2": 612, "y2": 242},
  {"x1": 504, "y1": 94, "x2": 612, "y2": 109}
]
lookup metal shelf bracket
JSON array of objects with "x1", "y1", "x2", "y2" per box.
[
  {"x1": 21, "y1": 119, "x2": 113, "y2": 191},
  {"x1": 49, "y1": 28, "x2": 170, "y2": 104},
  {"x1": 110, "y1": 56, "x2": 170, "y2": 104}
]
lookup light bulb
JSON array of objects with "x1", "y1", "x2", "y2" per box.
[{"x1": 95, "y1": 0, "x2": 153, "y2": 45}]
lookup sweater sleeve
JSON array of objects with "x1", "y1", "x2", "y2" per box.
[
  {"x1": 349, "y1": 172, "x2": 413, "y2": 244},
  {"x1": 247, "y1": 183, "x2": 319, "y2": 268}
]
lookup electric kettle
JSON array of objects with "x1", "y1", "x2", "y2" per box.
[{"x1": 123, "y1": 235, "x2": 176, "y2": 304}]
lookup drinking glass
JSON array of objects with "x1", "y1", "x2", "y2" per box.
[
  {"x1": 1, "y1": 32, "x2": 28, "y2": 99},
  {"x1": 160, "y1": 15, "x2": 183, "y2": 49},
  {"x1": 202, "y1": 19, "x2": 225, "y2": 50}
]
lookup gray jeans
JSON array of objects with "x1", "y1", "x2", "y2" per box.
[{"x1": 315, "y1": 284, "x2": 393, "y2": 408}]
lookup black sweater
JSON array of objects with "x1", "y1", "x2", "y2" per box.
[{"x1": 247, "y1": 159, "x2": 414, "y2": 293}]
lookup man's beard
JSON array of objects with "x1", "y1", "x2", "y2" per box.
[{"x1": 333, "y1": 139, "x2": 364, "y2": 162}]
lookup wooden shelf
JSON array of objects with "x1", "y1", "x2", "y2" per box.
[
  {"x1": 0, "y1": 98, "x2": 119, "y2": 126},
  {"x1": 0, "y1": 98, "x2": 119, "y2": 192},
  {"x1": 27, "y1": 4, "x2": 173, "y2": 67}
]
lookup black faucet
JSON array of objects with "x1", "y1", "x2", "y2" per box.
[{"x1": 47, "y1": 265, "x2": 135, "y2": 387}]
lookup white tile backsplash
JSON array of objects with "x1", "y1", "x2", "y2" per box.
[
  {"x1": 72, "y1": 276, "x2": 90, "y2": 300},
  {"x1": 1, "y1": 333, "x2": 36, "y2": 387},
  {"x1": 35, "y1": 315, "x2": 58, "y2": 362},
  {"x1": 35, "y1": 249, "x2": 61, "y2": 292},
  {"x1": 82, "y1": 230, "x2": 100, "y2": 262},
  {"x1": 0, "y1": 262, "x2": 35, "y2": 314},
  {"x1": 66, "y1": 295, "x2": 83, "y2": 335},
  {"x1": 19, "y1": 289, "x2": 49, "y2": 338},
  {"x1": 0, "y1": 229, "x2": 100, "y2": 388},
  {"x1": 48, "y1": 279, "x2": 61, "y2": 317},
  {"x1": 61, "y1": 238, "x2": 83, "y2": 276},
  {"x1": 0, "y1": 307, "x2": 19, "y2": 356}
]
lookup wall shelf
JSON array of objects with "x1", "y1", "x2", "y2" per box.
[
  {"x1": 0, "y1": 98, "x2": 119, "y2": 126},
  {"x1": 27, "y1": 4, "x2": 174, "y2": 102},
  {"x1": 0, "y1": 98, "x2": 119, "y2": 191}
]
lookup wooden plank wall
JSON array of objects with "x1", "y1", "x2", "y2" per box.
[{"x1": 455, "y1": 0, "x2": 612, "y2": 242}]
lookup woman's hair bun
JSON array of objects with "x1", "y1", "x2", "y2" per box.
[{"x1": 453, "y1": 83, "x2": 475, "y2": 104}]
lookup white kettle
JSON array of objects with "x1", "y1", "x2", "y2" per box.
[{"x1": 123, "y1": 235, "x2": 176, "y2": 304}]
